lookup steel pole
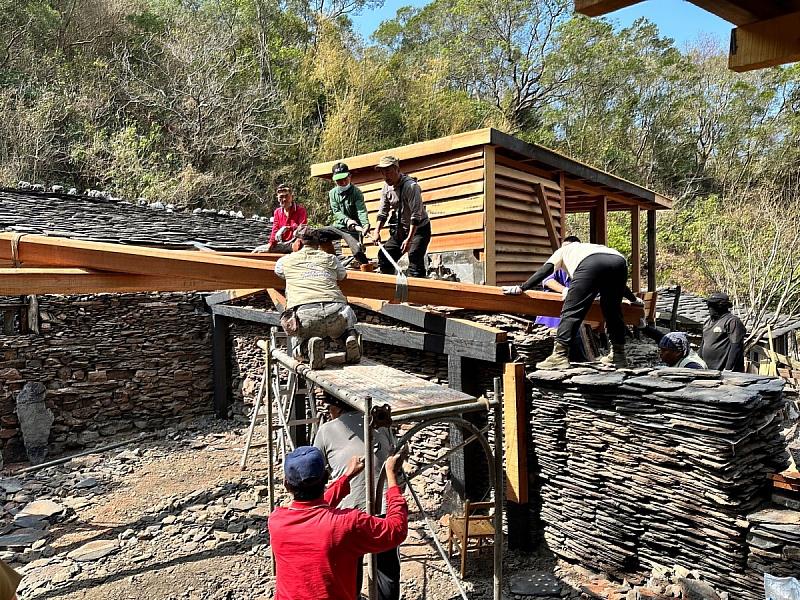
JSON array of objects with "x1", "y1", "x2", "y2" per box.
[
  {"x1": 363, "y1": 395, "x2": 377, "y2": 600},
  {"x1": 493, "y1": 377, "x2": 504, "y2": 600}
]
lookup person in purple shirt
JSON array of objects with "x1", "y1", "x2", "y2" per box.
[{"x1": 534, "y1": 269, "x2": 571, "y2": 329}]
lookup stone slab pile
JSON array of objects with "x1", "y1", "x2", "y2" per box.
[
  {"x1": 747, "y1": 507, "x2": 800, "y2": 578},
  {"x1": 528, "y1": 366, "x2": 788, "y2": 599}
]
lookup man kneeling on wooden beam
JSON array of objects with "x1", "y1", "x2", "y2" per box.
[
  {"x1": 502, "y1": 236, "x2": 643, "y2": 370},
  {"x1": 275, "y1": 227, "x2": 361, "y2": 369}
]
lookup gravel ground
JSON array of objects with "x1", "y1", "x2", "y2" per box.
[{"x1": 1, "y1": 416, "x2": 571, "y2": 600}]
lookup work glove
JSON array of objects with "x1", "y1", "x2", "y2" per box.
[
  {"x1": 346, "y1": 219, "x2": 359, "y2": 230},
  {"x1": 502, "y1": 285, "x2": 523, "y2": 295},
  {"x1": 631, "y1": 297, "x2": 645, "y2": 307},
  {"x1": 274, "y1": 226, "x2": 288, "y2": 241},
  {"x1": 561, "y1": 288, "x2": 569, "y2": 300}
]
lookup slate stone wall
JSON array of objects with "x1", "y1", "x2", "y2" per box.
[
  {"x1": 0, "y1": 293, "x2": 213, "y2": 464},
  {"x1": 528, "y1": 366, "x2": 789, "y2": 599}
]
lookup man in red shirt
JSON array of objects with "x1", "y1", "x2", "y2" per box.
[
  {"x1": 268, "y1": 445, "x2": 408, "y2": 600},
  {"x1": 265, "y1": 184, "x2": 308, "y2": 253}
]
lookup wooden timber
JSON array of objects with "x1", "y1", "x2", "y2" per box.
[
  {"x1": 0, "y1": 268, "x2": 228, "y2": 294},
  {"x1": 0, "y1": 233, "x2": 645, "y2": 324},
  {"x1": 575, "y1": 1, "x2": 800, "y2": 72},
  {"x1": 503, "y1": 362, "x2": 528, "y2": 504},
  {"x1": 729, "y1": 11, "x2": 800, "y2": 71}
]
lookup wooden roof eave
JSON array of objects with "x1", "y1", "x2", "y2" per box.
[{"x1": 490, "y1": 130, "x2": 672, "y2": 210}]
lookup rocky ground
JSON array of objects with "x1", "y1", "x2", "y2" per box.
[{"x1": 0, "y1": 415, "x2": 728, "y2": 600}]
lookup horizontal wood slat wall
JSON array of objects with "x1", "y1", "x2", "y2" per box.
[
  {"x1": 346, "y1": 148, "x2": 487, "y2": 255},
  {"x1": 492, "y1": 154, "x2": 564, "y2": 284}
]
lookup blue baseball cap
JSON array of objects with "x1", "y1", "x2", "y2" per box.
[{"x1": 284, "y1": 446, "x2": 326, "y2": 487}]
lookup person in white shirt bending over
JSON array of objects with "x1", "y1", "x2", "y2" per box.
[{"x1": 503, "y1": 236, "x2": 642, "y2": 370}]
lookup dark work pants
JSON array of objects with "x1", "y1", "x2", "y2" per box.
[
  {"x1": 556, "y1": 253, "x2": 628, "y2": 348},
  {"x1": 379, "y1": 222, "x2": 431, "y2": 278},
  {"x1": 355, "y1": 547, "x2": 401, "y2": 600}
]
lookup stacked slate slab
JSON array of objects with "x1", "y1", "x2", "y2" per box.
[
  {"x1": 0, "y1": 188, "x2": 269, "y2": 250},
  {"x1": 528, "y1": 365, "x2": 789, "y2": 599},
  {"x1": 747, "y1": 508, "x2": 800, "y2": 578}
]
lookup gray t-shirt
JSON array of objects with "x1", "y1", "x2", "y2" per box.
[{"x1": 313, "y1": 411, "x2": 393, "y2": 510}]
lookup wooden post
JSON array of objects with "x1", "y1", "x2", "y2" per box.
[
  {"x1": 630, "y1": 207, "x2": 641, "y2": 293},
  {"x1": 484, "y1": 146, "x2": 497, "y2": 286},
  {"x1": 503, "y1": 363, "x2": 528, "y2": 504},
  {"x1": 447, "y1": 354, "x2": 489, "y2": 504},
  {"x1": 559, "y1": 172, "x2": 567, "y2": 241},
  {"x1": 503, "y1": 362, "x2": 532, "y2": 550},
  {"x1": 647, "y1": 209, "x2": 657, "y2": 292},
  {"x1": 594, "y1": 197, "x2": 608, "y2": 246},
  {"x1": 447, "y1": 354, "x2": 468, "y2": 504},
  {"x1": 212, "y1": 313, "x2": 231, "y2": 418}
]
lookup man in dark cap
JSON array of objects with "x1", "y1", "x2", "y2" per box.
[
  {"x1": 373, "y1": 156, "x2": 431, "y2": 278},
  {"x1": 699, "y1": 292, "x2": 747, "y2": 372},
  {"x1": 268, "y1": 446, "x2": 408, "y2": 600},
  {"x1": 275, "y1": 227, "x2": 361, "y2": 369}
]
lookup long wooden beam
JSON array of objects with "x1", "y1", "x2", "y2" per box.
[
  {"x1": 729, "y1": 11, "x2": 800, "y2": 71},
  {"x1": 0, "y1": 234, "x2": 644, "y2": 323},
  {"x1": 0, "y1": 268, "x2": 232, "y2": 295}
]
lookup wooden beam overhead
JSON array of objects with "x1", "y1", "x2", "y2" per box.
[
  {"x1": 0, "y1": 268, "x2": 229, "y2": 295},
  {"x1": 574, "y1": 0, "x2": 644, "y2": 17},
  {"x1": 685, "y1": 0, "x2": 790, "y2": 26},
  {"x1": 729, "y1": 10, "x2": 800, "y2": 71},
  {"x1": 0, "y1": 234, "x2": 644, "y2": 323}
]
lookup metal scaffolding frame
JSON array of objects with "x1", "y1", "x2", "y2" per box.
[{"x1": 240, "y1": 329, "x2": 504, "y2": 600}]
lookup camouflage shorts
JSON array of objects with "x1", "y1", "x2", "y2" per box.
[{"x1": 295, "y1": 302, "x2": 357, "y2": 340}]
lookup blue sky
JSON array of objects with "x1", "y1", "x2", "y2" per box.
[{"x1": 352, "y1": 0, "x2": 732, "y2": 47}]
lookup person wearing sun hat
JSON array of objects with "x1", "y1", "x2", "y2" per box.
[
  {"x1": 268, "y1": 445, "x2": 408, "y2": 600},
  {"x1": 373, "y1": 155, "x2": 431, "y2": 278}
]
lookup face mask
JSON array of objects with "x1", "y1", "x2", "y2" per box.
[
  {"x1": 708, "y1": 303, "x2": 727, "y2": 318},
  {"x1": 338, "y1": 183, "x2": 351, "y2": 192}
]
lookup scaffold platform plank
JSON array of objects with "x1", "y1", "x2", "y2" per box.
[{"x1": 274, "y1": 351, "x2": 476, "y2": 415}]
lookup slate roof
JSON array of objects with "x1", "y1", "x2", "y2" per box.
[
  {"x1": 0, "y1": 188, "x2": 270, "y2": 251},
  {"x1": 655, "y1": 286, "x2": 800, "y2": 339}
]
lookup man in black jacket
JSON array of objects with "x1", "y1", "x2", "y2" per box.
[{"x1": 699, "y1": 292, "x2": 746, "y2": 372}]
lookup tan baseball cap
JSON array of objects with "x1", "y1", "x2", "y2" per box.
[{"x1": 375, "y1": 155, "x2": 399, "y2": 169}]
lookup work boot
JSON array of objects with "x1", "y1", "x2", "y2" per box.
[
  {"x1": 535, "y1": 342, "x2": 570, "y2": 370},
  {"x1": 344, "y1": 331, "x2": 361, "y2": 363},
  {"x1": 599, "y1": 343, "x2": 627, "y2": 368},
  {"x1": 308, "y1": 337, "x2": 325, "y2": 370}
]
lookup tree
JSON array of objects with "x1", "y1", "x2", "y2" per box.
[{"x1": 374, "y1": 0, "x2": 570, "y2": 132}]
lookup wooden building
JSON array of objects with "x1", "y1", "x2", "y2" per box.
[
  {"x1": 575, "y1": 1, "x2": 800, "y2": 72},
  {"x1": 311, "y1": 128, "x2": 671, "y2": 288}
]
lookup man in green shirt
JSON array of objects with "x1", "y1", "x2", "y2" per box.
[{"x1": 327, "y1": 162, "x2": 371, "y2": 266}]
